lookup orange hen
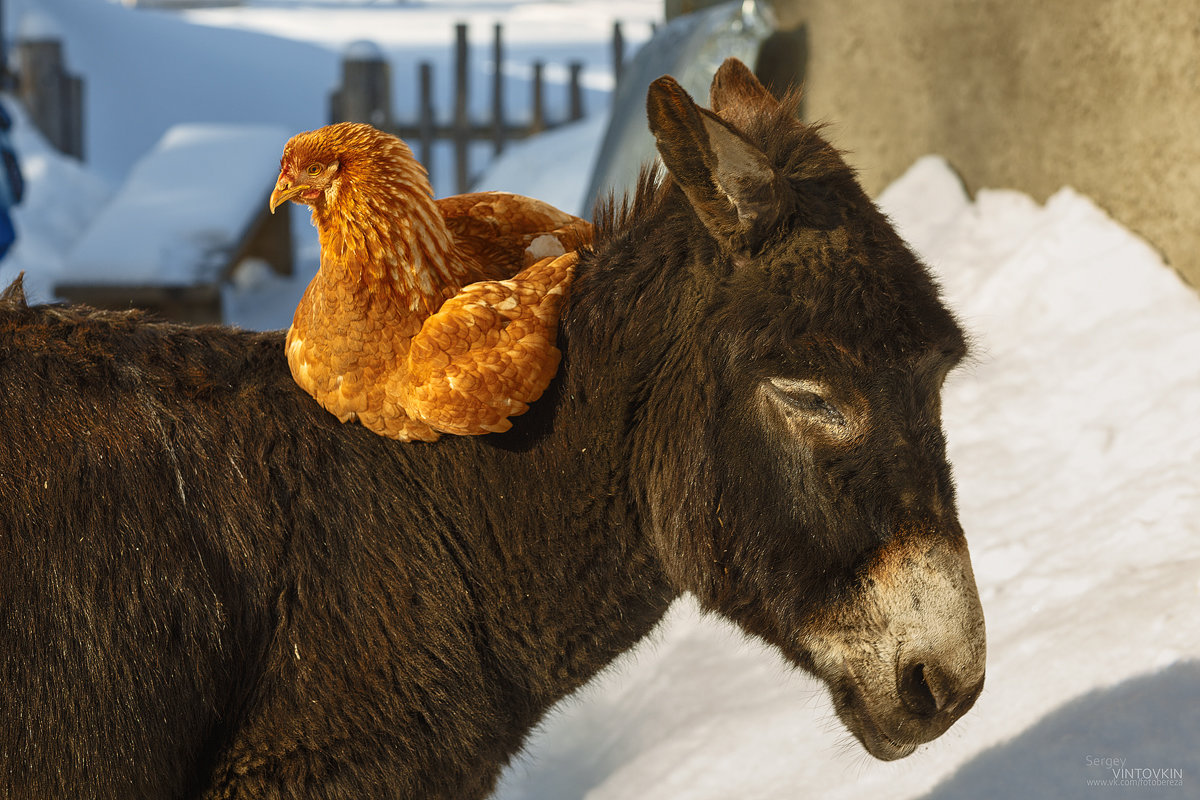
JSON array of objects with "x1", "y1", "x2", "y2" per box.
[{"x1": 269, "y1": 122, "x2": 589, "y2": 442}]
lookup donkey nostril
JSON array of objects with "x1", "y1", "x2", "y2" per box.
[{"x1": 899, "y1": 661, "x2": 943, "y2": 717}]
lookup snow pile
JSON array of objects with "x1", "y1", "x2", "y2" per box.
[
  {"x1": 62, "y1": 123, "x2": 288, "y2": 287},
  {"x1": 493, "y1": 157, "x2": 1200, "y2": 799}
]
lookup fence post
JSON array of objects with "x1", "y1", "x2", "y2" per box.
[
  {"x1": 491, "y1": 23, "x2": 505, "y2": 155},
  {"x1": 568, "y1": 61, "x2": 584, "y2": 122},
  {"x1": 0, "y1": 0, "x2": 7, "y2": 91},
  {"x1": 418, "y1": 62, "x2": 435, "y2": 183},
  {"x1": 530, "y1": 61, "x2": 546, "y2": 135},
  {"x1": 63, "y1": 72, "x2": 84, "y2": 160},
  {"x1": 332, "y1": 40, "x2": 392, "y2": 128},
  {"x1": 340, "y1": 20, "x2": 601, "y2": 192},
  {"x1": 453, "y1": 23, "x2": 470, "y2": 194},
  {"x1": 16, "y1": 37, "x2": 84, "y2": 160},
  {"x1": 612, "y1": 21, "x2": 625, "y2": 88}
]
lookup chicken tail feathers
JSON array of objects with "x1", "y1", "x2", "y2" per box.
[{"x1": 398, "y1": 251, "x2": 578, "y2": 436}]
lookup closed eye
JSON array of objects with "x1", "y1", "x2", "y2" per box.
[{"x1": 767, "y1": 377, "x2": 847, "y2": 427}]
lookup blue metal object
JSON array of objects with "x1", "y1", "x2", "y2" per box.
[{"x1": 583, "y1": 0, "x2": 775, "y2": 217}]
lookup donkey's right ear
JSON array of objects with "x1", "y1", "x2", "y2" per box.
[
  {"x1": 710, "y1": 57, "x2": 779, "y2": 119},
  {"x1": 647, "y1": 75, "x2": 783, "y2": 253}
]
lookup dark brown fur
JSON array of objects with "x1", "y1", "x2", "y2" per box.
[{"x1": 0, "y1": 61, "x2": 980, "y2": 798}]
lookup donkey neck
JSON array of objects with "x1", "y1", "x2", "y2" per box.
[
  {"x1": 417, "y1": 194, "x2": 699, "y2": 731},
  {"x1": 443, "y1": 266, "x2": 691, "y2": 716},
  {"x1": 439, "y1": 424, "x2": 675, "y2": 721}
]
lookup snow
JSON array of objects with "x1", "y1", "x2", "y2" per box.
[
  {"x1": 472, "y1": 114, "x2": 607, "y2": 216},
  {"x1": 62, "y1": 123, "x2": 289, "y2": 286},
  {"x1": 3, "y1": 1, "x2": 1199, "y2": 796},
  {"x1": 343, "y1": 39, "x2": 384, "y2": 61},
  {"x1": 491, "y1": 156, "x2": 1200, "y2": 799}
]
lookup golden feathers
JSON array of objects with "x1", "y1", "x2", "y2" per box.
[{"x1": 273, "y1": 123, "x2": 589, "y2": 441}]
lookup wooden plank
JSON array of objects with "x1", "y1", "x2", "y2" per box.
[
  {"x1": 391, "y1": 121, "x2": 568, "y2": 142},
  {"x1": 54, "y1": 283, "x2": 224, "y2": 325}
]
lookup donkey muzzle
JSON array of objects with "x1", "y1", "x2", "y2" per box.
[{"x1": 805, "y1": 531, "x2": 986, "y2": 760}]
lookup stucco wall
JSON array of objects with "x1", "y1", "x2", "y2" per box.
[{"x1": 765, "y1": 0, "x2": 1200, "y2": 290}]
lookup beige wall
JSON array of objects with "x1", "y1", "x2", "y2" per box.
[{"x1": 768, "y1": 0, "x2": 1200, "y2": 290}]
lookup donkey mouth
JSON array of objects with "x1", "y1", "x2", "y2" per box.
[{"x1": 831, "y1": 686, "x2": 919, "y2": 761}]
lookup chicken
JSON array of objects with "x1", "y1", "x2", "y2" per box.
[{"x1": 268, "y1": 122, "x2": 589, "y2": 442}]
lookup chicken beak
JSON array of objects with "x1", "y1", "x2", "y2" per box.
[{"x1": 269, "y1": 179, "x2": 309, "y2": 214}]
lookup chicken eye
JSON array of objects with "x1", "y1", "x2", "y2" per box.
[{"x1": 306, "y1": 163, "x2": 323, "y2": 176}]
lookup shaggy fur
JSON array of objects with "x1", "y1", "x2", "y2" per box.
[{"x1": 0, "y1": 61, "x2": 981, "y2": 797}]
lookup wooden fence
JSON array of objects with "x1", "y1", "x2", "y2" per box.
[
  {"x1": 12, "y1": 18, "x2": 632, "y2": 194},
  {"x1": 15, "y1": 37, "x2": 85, "y2": 161},
  {"x1": 330, "y1": 21, "x2": 629, "y2": 194}
]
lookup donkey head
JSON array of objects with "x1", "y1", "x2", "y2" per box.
[{"x1": 637, "y1": 59, "x2": 986, "y2": 760}]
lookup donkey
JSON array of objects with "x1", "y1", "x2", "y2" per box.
[{"x1": 0, "y1": 59, "x2": 983, "y2": 799}]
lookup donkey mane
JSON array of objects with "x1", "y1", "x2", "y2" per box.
[{"x1": 591, "y1": 164, "x2": 666, "y2": 245}]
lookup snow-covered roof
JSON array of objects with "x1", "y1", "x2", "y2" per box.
[
  {"x1": 343, "y1": 39, "x2": 385, "y2": 61},
  {"x1": 62, "y1": 122, "x2": 288, "y2": 287}
]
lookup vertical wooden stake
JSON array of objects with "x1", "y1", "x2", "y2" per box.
[
  {"x1": 0, "y1": 0, "x2": 8, "y2": 92},
  {"x1": 16, "y1": 39, "x2": 84, "y2": 161},
  {"x1": 491, "y1": 23, "x2": 505, "y2": 156},
  {"x1": 453, "y1": 23, "x2": 470, "y2": 194},
  {"x1": 64, "y1": 73, "x2": 84, "y2": 161},
  {"x1": 332, "y1": 41, "x2": 392, "y2": 127},
  {"x1": 612, "y1": 21, "x2": 625, "y2": 88},
  {"x1": 568, "y1": 62, "x2": 585, "y2": 122},
  {"x1": 530, "y1": 61, "x2": 546, "y2": 135},
  {"x1": 418, "y1": 62, "x2": 435, "y2": 184}
]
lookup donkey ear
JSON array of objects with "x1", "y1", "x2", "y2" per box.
[
  {"x1": 647, "y1": 75, "x2": 782, "y2": 252},
  {"x1": 710, "y1": 57, "x2": 779, "y2": 117}
]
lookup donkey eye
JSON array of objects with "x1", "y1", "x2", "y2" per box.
[{"x1": 767, "y1": 378, "x2": 847, "y2": 426}]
